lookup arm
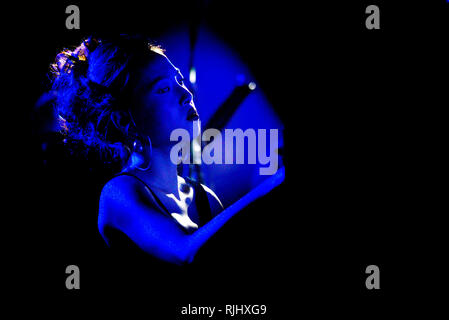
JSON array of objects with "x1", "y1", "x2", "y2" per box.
[
  {"x1": 100, "y1": 175, "x2": 192, "y2": 265},
  {"x1": 100, "y1": 167, "x2": 285, "y2": 265},
  {"x1": 187, "y1": 167, "x2": 285, "y2": 257}
]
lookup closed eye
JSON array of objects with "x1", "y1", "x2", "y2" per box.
[{"x1": 156, "y1": 87, "x2": 169, "y2": 94}]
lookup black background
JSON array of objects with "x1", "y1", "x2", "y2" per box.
[{"x1": 4, "y1": 0, "x2": 448, "y2": 317}]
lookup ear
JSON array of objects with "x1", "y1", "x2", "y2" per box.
[
  {"x1": 110, "y1": 110, "x2": 132, "y2": 135},
  {"x1": 111, "y1": 142, "x2": 130, "y2": 162}
]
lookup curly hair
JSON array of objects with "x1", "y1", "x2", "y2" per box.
[{"x1": 50, "y1": 34, "x2": 164, "y2": 165}]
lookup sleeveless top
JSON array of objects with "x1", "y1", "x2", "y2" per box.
[
  {"x1": 112, "y1": 172, "x2": 215, "y2": 233},
  {"x1": 102, "y1": 173, "x2": 220, "y2": 255}
]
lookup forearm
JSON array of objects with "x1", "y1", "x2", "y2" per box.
[{"x1": 185, "y1": 167, "x2": 285, "y2": 261}]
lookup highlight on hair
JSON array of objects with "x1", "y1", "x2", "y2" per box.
[{"x1": 50, "y1": 34, "x2": 164, "y2": 165}]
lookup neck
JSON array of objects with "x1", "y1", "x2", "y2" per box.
[{"x1": 126, "y1": 146, "x2": 180, "y2": 196}]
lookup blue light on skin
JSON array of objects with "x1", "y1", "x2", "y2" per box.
[
  {"x1": 98, "y1": 164, "x2": 284, "y2": 265},
  {"x1": 96, "y1": 31, "x2": 285, "y2": 264},
  {"x1": 98, "y1": 49, "x2": 223, "y2": 264}
]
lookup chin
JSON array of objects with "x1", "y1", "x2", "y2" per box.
[{"x1": 179, "y1": 118, "x2": 200, "y2": 139}]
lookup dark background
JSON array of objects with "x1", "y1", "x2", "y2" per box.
[{"x1": 4, "y1": 0, "x2": 448, "y2": 317}]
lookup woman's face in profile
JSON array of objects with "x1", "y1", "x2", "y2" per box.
[{"x1": 131, "y1": 52, "x2": 198, "y2": 147}]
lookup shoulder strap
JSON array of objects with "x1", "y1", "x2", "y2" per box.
[
  {"x1": 114, "y1": 172, "x2": 171, "y2": 217},
  {"x1": 114, "y1": 172, "x2": 213, "y2": 227},
  {"x1": 184, "y1": 176, "x2": 213, "y2": 227}
]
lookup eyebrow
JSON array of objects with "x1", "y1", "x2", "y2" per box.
[
  {"x1": 146, "y1": 75, "x2": 169, "y2": 90},
  {"x1": 145, "y1": 69, "x2": 183, "y2": 90}
]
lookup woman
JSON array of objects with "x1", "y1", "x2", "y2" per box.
[{"x1": 51, "y1": 35, "x2": 226, "y2": 265}]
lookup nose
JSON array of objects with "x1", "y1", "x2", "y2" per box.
[{"x1": 179, "y1": 86, "x2": 193, "y2": 107}]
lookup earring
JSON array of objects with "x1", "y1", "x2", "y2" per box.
[{"x1": 132, "y1": 136, "x2": 152, "y2": 171}]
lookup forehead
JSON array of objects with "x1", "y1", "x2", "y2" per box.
[{"x1": 138, "y1": 52, "x2": 179, "y2": 81}]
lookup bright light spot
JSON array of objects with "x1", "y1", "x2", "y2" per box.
[
  {"x1": 192, "y1": 139, "x2": 202, "y2": 164},
  {"x1": 189, "y1": 67, "x2": 196, "y2": 84},
  {"x1": 248, "y1": 82, "x2": 257, "y2": 90},
  {"x1": 193, "y1": 140, "x2": 201, "y2": 153}
]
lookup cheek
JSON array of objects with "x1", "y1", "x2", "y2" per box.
[
  {"x1": 134, "y1": 94, "x2": 162, "y2": 121},
  {"x1": 133, "y1": 96, "x2": 175, "y2": 138},
  {"x1": 133, "y1": 92, "x2": 190, "y2": 140}
]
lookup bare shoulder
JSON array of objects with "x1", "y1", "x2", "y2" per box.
[
  {"x1": 200, "y1": 183, "x2": 224, "y2": 215},
  {"x1": 98, "y1": 174, "x2": 158, "y2": 230},
  {"x1": 100, "y1": 174, "x2": 144, "y2": 205}
]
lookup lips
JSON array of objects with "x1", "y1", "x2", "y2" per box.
[{"x1": 187, "y1": 108, "x2": 199, "y2": 121}]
